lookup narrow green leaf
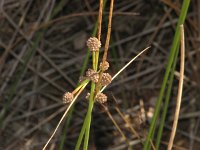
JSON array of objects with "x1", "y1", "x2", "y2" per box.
[{"x1": 143, "y1": 0, "x2": 190, "y2": 149}]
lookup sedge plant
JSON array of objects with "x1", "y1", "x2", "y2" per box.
[{"x1": 43, "y1": 0, "x2": 150, "y2": 149}]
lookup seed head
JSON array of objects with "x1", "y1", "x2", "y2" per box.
[
  {"x1": 86, "y1": 68, "x2": 95, "y2": 77},
  {"x1": 90, "y1": 73, "x2": 99, "y2": 83},
  {"x1": 100, "y1": 61, "x2": 109, "y2": 71},
  {"x1": 63, "y1": 92, "x2": 74, "y2": 103},
  {"x1": 86, "y1": 37, "x2": 101, "y2": 52},
  {"x1": 96, "y1": 93, "x2": 107, "y2": 103},
  {"x1": 86, "y1": 68, "x2": 99, "y2": 83},
  {"x1": 101, "y1": 73, "x2": 112, "y2": 86}
]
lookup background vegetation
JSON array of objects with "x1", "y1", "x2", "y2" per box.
[{"x1": 0, "y1": 0, "x2": 199, "y2": 150}]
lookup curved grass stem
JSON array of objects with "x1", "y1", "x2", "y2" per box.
[
  {"x1": 167, "y1": 24, "x2": 185, "y2": 150},
  {"x1": 143, "y1": 1, "x2": 190, "y2": 149},
  {"x1": 42, "y1": 82, "x2": 89, "y2": 150}
]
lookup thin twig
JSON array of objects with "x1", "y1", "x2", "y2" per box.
[
  {"x1": 34, "y1": 11, "x2": 138, "y2": 31},
  {"x1": 101, "y1": 0, "x2": 114, "y2": 67},
  {"x1": 167, "y1": 24, "x2": 185, "y2": 150},
  {"x1": 112, "y1": 94, "x2": 141, "y2": 141},
  {"x1": 97, "y1": 0, "x2": 103, "y2": 41},
  {"x1": 94, "y1": 0, "x2": 104, "y2": 71},
  {"x1": 101, "y1": 104, "x2": 131, "y2": 147}
]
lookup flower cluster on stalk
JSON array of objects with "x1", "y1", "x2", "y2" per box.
[{"x1": 63, "y1": 37, "x2": 112, "y2": 104}]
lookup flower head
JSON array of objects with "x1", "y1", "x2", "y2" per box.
[
  {"x1": 90, "y1": 73, "x2": 99, "y2": 83},
  {"x1": 101, "y1": 73, "x2": 112, "y2": 86},
  {"x1": 96, "y1": 93, "x2": 107, "y2": 103},
  {"x1": 63, "y1": 92, "x2": 74, "y2": 103},
  {"x1": 86, "y1": 68, "x2": 96, "y2": 77},
  {"x1": 86, "y1": 37, "x2": 101, "y2": 52},
  {"x1": 86, "y1": 68, "x2": 99, "y2": 83},
  {"x1": 99, "y1": 61, "x2": 109, "y2": 71}
]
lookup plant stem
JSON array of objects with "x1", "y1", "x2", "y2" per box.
[
  {"x1": 167, "y1": 24, "x2": 185, "y2": 150},
  {"x1": 95, "y1": 0, "x2": 115, "y2": 94},
  {"x1": 83, "y1": 83, "x2": 95, "y2": 150},
  {"x1": 80, "y1": 0, "x2": 107, "y2": 76},
  {"x1": 143, "y1": 1, "x2": 190, "y2": 149},
  {"x1": 97, "y1": 0, "x2": 103, "y2": 41},
  {"x1": 155, "y1": 45, "x2": 179, "y2": 149},
  {"x1": 75, "y1": 0, "x2": 106, "y2": 149},
  {"x1": 43, "y1": 82, "x2": 89, "y2": 150},
  {"x1": 75, "y1": 121, "x2": 86, "y2": 150}
]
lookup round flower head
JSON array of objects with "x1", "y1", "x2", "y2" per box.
[
  {"x1": 86, "y1": 37, "x2": 101, "y2": 52},
  {"x1": 96, "y1": 93, "x2": 107, "y2": 103},
  {"x1": 86, "y1": 68, "x2": 95, "y2": 77},
  {"x1": 90, "y1": 73, "x2": 99, "y2": 83},
  {"x1": 99, "y1": 61, "x2": 110, "y2": 71},
  {"x1": 101, "y1": 73, "x2": 112, "y2": 86},
  {"x1": 63, "y1": 92, "x2": 74, "y2": 103},
  {"x1": 86, "y1": 68, "x2": 99, "y2": 83}
]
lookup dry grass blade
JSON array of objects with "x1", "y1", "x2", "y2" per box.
[
  {"x1": 100, "y1": 46, "x2": 150, "y2": 92},
  {"x1": 167, "y1": 24, "x2": 185, "y2": 150},
  {"x1": 42, "y1": 82, "x2": 88, "y2": 150}
]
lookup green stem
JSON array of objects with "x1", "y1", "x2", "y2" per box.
[
  {"x1": 75, "y1": 83, "x2": 95, "y2": 150},
  {"x1": 73, "y1": 79, "x2": 90, "y2": 93},
  {"x1": 83, "y1": 83, "x2": 95, "y2": 150},
  {"x1": 95, "y1": 52, "x2": 99, "y2": 71},
  {"x1": 92, "y1": 51, "x2": 96, "y2": 70},
  {"x1": 80, "y1": 0, "x2": 107, "y2": 76},
  {"x1": 155, "y1": 45, "x2": 179, "y2": 149},
  {"x1": 75, "y1": 121, "x2": 86, "y2": 150},
  {"x1": 75, "y1": 1, "x2": 107, "y2": 149},
  {"x1": 143, "y1": 1, "x2": 190, "y2": 149}
]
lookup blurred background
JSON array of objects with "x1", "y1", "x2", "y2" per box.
[{"x1": 0, "y1": 0, "x2": 199, "y2": 149}]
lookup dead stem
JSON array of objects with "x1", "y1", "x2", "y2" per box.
[
  {"x1": 167, "y1": 24, "x2": 185, "y2": 150},
  {"x1": 95, "y1": 0, "x2": 115, "y2": 93},
  {"x1": 94, "y1": 0, "x2": 103, "y2": 71},
  {"x1": 112, "y1": 94, "x2": 142, "y2": 141},
  {"x1": 101, "y1": 0, "x2": 114, "y2": 68},
  {"x1": 97, "y1": 0, "x2": 103, "y2": 41}
]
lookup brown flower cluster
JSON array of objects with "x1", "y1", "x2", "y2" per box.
[
  {"x1": 62, "y1": 37, "x2": 112, "y2": 104},
  {"x1": 63, "y1": 92, "x2": 74, "y2": 103},
  {"x1": 86, "y1": 92, "x2": 107, "y2": 104},
  {"x1": 86, "y1": 37, "x2": 101, "y2": 52},
  {"x1": 101, "y1": 73, "x2": 112, "y2": 86},
  {"x1": 86, "y1": 69, "x2": 99, "y2": 83},
  {"x1": 99, "y1": 61, "x2": 109, "y2": 71},
  {"x1": 96, "y1": 93, "x2": 107, "y2": 103}
]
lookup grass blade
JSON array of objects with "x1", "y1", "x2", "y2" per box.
[{"x1": 143, "y1": 1, "x2": 190, "y2": 149}]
